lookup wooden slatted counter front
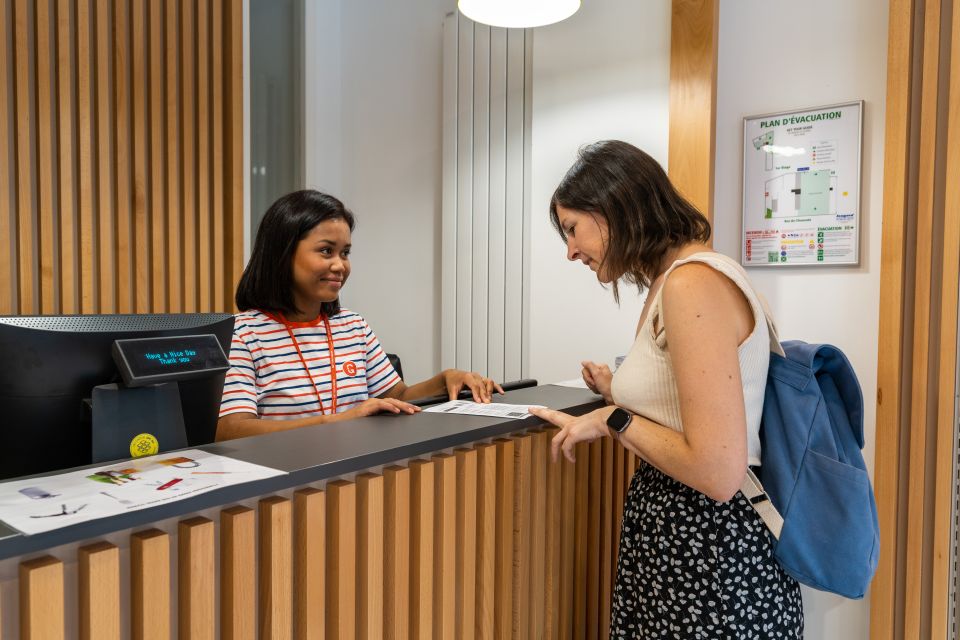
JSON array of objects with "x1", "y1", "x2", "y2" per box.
[{"x1": 0, "y1": 385, "x2": 638, "y2": 639}]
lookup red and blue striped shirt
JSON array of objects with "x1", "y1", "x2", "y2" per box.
[{"x1": 219, "y1": 309, "x2": 401, "y2": 419}]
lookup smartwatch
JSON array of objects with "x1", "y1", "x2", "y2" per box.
[{"x1": 606, "y1": 407, "x2": 633, "y2": 434}]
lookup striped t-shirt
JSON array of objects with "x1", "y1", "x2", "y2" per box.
[{"x1": 219, "y1": 309, "x2": 401, "y2": 419}]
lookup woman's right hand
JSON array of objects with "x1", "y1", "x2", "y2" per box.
[
  {"x1": 341, "y1": 397, "x2": 420, "y2": 419},
  {"x1": 581, "y1": 360, "x2": 614, "y2": 404}
]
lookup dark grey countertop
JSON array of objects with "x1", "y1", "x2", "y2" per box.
[{"x1": 0, "y1": 384, "x2": 602, "y2": 561}]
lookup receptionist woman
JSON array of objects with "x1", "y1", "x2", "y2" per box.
[{"x1": 216, "y1": 189, "x2": 503, "y2": 441}]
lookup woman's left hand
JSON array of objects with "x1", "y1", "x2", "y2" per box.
[
  {"x1": 528, "y1": 406, "x2": 617, "y2": 462},
  {"x1": 443, "y1": 369, "x2": 505, "y2": 403}
]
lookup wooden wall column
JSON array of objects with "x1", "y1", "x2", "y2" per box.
[
  {"x1": 668, "y1": 0, "x2": 719, "y2": 224},
  {"x1": 872, "y1": 0, "x2": 960, "y2": 637}
]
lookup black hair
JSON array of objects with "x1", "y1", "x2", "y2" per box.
[
  {"x1": 549, "y1": 140, "x2": 711, "y2": 299},
  {"x1": 236, "y1": 189, "x2": 356, "y2": 317}
]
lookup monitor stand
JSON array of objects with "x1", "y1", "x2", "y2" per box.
[{"x1": 87, "y1": 382, "x2": 189, "y2": 463}]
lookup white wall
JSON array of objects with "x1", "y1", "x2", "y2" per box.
[
  {"x1": 304, "y1": 0, "x2": 455, "y2": 382},
  {"x1": 527, "y1": 0, "x2": 672, "y2": 382},
  {"x1": 303, "y1": 2, "x2": 888, "y2": 632},
  {"x1": 714, "y1": 1, "x2": 888, "y2": 637},
  {"x1": 303, "y1": 0, "x2": 342, "y2": 197}
]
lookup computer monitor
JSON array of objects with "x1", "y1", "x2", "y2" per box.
[{"x1": 0, "y1": 314, "x2": 234, "y2": 480}]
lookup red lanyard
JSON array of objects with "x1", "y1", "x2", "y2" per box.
[{"x1": 274, "y1": 312, "x2": 339, "y2": 415}]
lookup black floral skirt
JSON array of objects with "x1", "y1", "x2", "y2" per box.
[{"x1": 610, "y1": 462, "x2": 804, "y2": 639}]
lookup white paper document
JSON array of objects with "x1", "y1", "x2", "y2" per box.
[
  {"x1": 0, "y1": 449, "x2": 286, "y2": 535},
  {"x1": 549, "y1": 378, "x2": 590, "y2": 389},
  {"x1": 423, "y1": 400, "x2": 543, "y2": 419}
]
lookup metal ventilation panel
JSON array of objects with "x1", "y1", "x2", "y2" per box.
[{"x1": 0, "y1": 314, "x2": 234, "y2": 333}]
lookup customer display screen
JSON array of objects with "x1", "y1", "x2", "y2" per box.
[{"x1": 112, "y1": 334, "x2": 229, "y2": 387}]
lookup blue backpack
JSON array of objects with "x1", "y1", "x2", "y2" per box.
[{"x1": 742, "y1": 333, "x2": 880, "y2": 599}]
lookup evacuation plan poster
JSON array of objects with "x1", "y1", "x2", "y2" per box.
[{"x1": 741, "y1": 101, "x2": 862, "y2": 267}]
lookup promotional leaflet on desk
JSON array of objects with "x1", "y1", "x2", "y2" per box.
[{"x1": 0, "y1": 450, "x2": 285, "y2": 535}]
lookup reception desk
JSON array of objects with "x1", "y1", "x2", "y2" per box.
[{"x1": 0, "y1": 384, "x2": 639, "y2": 639}]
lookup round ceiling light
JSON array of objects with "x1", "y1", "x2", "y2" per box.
[{"x1": 457, "y1": 0, "x2": 581, "y2": 29}]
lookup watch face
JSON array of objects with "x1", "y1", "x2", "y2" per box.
[{"x1": 607, "y1": 408, "x2": 632, "y2": 432}]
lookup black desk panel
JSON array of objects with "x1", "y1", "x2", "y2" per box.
[{"x1": 0, "y1": 385, "x2": 602, "y2": 560}]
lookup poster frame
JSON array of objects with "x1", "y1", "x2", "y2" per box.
[{"x1": 740, "y1": 99, "x2": 863, "y2": 268}]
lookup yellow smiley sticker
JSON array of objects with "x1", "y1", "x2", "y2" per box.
[{"x1": 129, "y1": 433, "x2": 159, "y2": 458}]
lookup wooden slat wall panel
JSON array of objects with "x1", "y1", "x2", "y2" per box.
[
  {"x1": 930, "y1": 3, "x2": 960, "y2": 635},
  {"x1": 383, "y1": 466, "x2": 411, "y2": 640},
  {"x1": 902, "y1": 2, "x2": 943, "y2": 632},
  {"x1": 131, "y1": 528, "x2": 171, "y2": 640},
  {"x1": 113, "y1": 0, "x2": 132, "y2": 313},
  {"x1": 35, "y1": 0, "x2": 55, "y2": 314},
  {"x1": 226, "y1": 0, "x2": 242, "y2": 311},
  {"x1": 383, "y1": 466, "x2": 410, "y2": 640},
  {"x1": 132, "y1": 0, "x2": 149, "y2": 313},
  {"x1": 0, "y1": 0, "x2": 244, "y2": 315},
  {"x1": 294, "y1": 487, "x2": 325, "y2": 640},
  {"x1": 432, "y1": 453, "x2": 457, "y2": 639},
  {"x1": 221, "y1": 505, "x2": 256, "y2": 640},
  {"x1": 599, "y1": 436, "x2": 614, "y2": 639},
  {"x1": 14, "y1": 0, "x2": 35, "y2": 313},
  {"x1": 179, "y1": 517, "x2": 215, "y2": 640},
  {"x1": 454, "y1": 448, "x2": 477, "y2": 638},
  {"x1": 357, "y1": 473, "x2": 384, "y2": 640},
  {"x1": 409, "y1": 459, "x2": 435, "y2": 640},
  {"x1": 164, "y1": 0, "x2": 181, "y2": 312},
  {"x1": 211, "y1": 0, "x2": 225, "y2": 308},
  {"x1": 197, "y1": 0, "x2": 211, "y2": 311},
  {"x1": 56, "y1": 0, "x2": 77, "y2": 313},
  {"x1": 474, "y1": 443, "x2": 497, "y2": 637},
  {"x1": 180, "y1": 0, "x2": 196, "y2": 312},
  {"x1": 544, "y1": 428, "x2": 562, "y2": 640},
  {"x1": 76, "y1": 0, "x2": 95, "y2": 312},
  {"x1": 528, "y1": 431, "x2": 547, "y2": 638},
  {"x1": 0, "y1": 0, "x2": 12, "y2": 313},
  {"x1": 79, "y1": 541, "x2": 120, "y2": 640},
  {"x1": 512, "y1": 434, "x2": 533, "y2": 638},
  {"x1": 10, "y1": 429, "x2": 640, "y2": 640},
  {"x1": 559, "y1": 442, "x2": 577, "y2": 640},
  {"x1": 95, "y1": 0, "x2": 114, "y2": 312},
  {"x1": 586, "y1": 439, "x2": 602, "y2": 640},
  {"x1": 493, "y1": 438, "x2": 515, "y2": 639},
  {"x1": 259, "y1": 496, "x2": 293, "y2": 640},
  {"x1": 572, "y1": 441, "x2": 589, "y2": 638},
  {"x1": 19, "y1": 555, "x2": 64, "y2": 640},
  {"x1": 148, "y1": 0, "x2": 165, "y2": 311},
  {"x1": 325, "y1": 480, "x2": 356, "y2": 640}
]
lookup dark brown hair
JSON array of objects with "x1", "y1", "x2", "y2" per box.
[
  {"x1": 236, "y1": 190, "x2": 355, "y2": 318},
  {"x1": 549, "y1": 140, "x2": 711, "y2": 299}
]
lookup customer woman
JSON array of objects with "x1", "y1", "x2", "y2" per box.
[
  {"x1": 217, "y1": 189, "x2": 503, "y2": 441},
  {"x1": 528, "y1": 141, "x2": 803, "y2": 637}
]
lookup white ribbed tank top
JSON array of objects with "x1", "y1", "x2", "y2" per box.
[{"x1": 610, "y1": 252, "x2": 770, "y2": 466}]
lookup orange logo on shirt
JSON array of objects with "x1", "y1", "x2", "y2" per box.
[{"x1": 342, "y1": 361, "x2": 358, "y2": 376}]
